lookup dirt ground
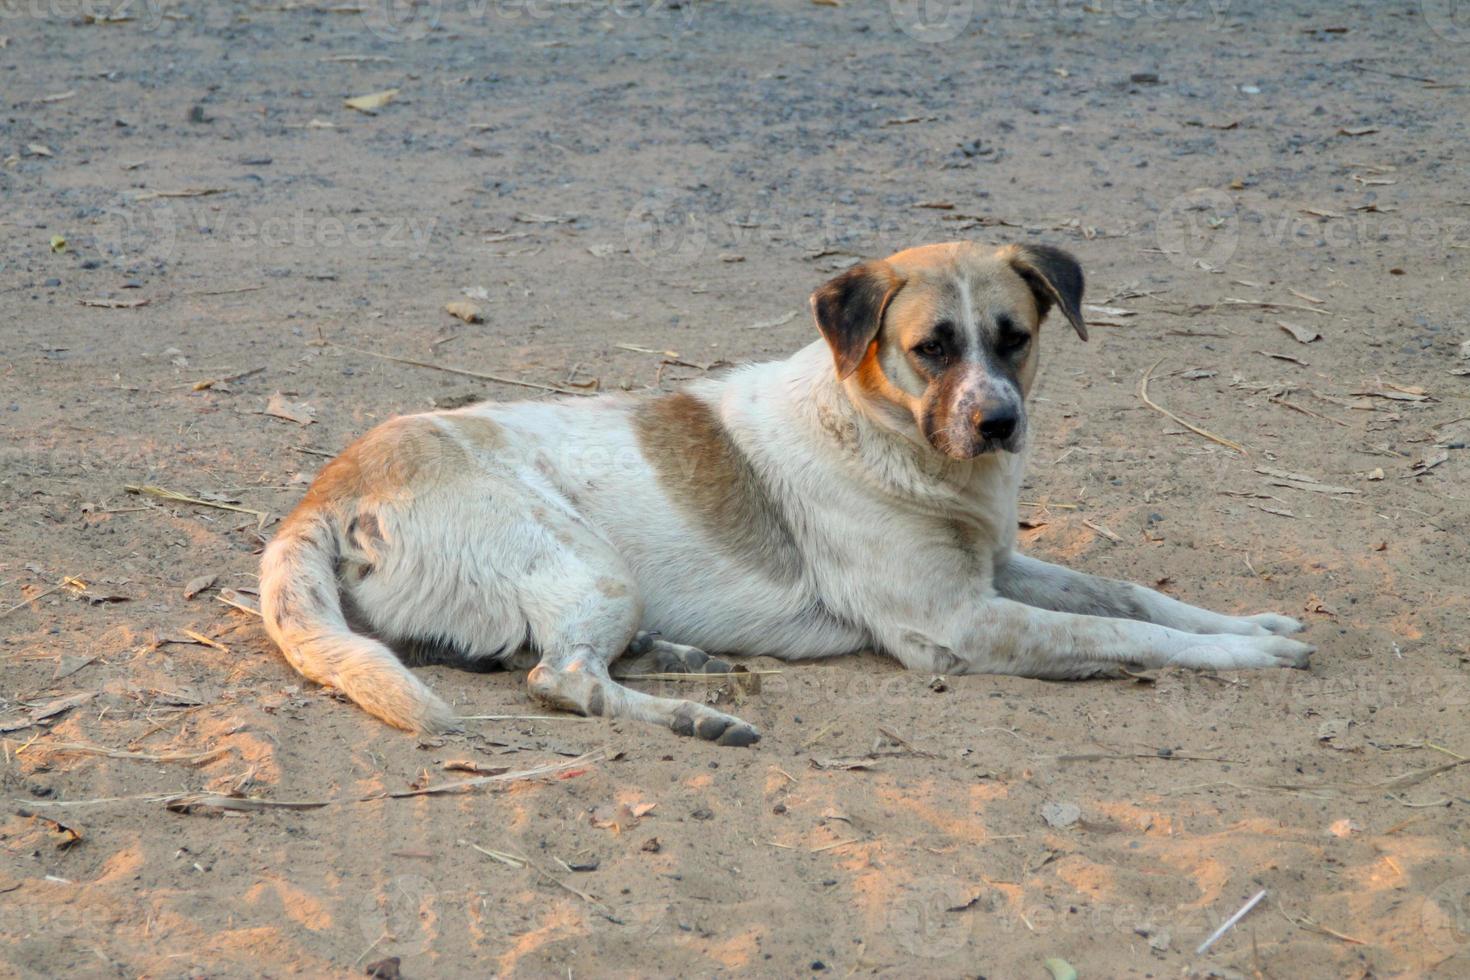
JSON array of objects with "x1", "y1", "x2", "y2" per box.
[{"x1": 3, "y1": 1, "x2": 1470, "y2": 977}]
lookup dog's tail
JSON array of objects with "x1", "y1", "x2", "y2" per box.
[{"x1": 258, "y1": 512, "x2": 456, "y2": 733}]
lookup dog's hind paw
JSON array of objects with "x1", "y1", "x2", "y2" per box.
[{"x1": 1243, "y1": 613, "x2": 1307, "y2": 636}]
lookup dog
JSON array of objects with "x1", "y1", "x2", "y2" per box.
[{"x1": 259, "y1": 241, "x2": 1312, "y2": 745}]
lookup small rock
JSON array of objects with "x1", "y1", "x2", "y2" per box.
[
  {"x1": 691, "y1": 807, "x2": 714, "y2": 821},
  {"x1": 1041, "y1": 802, "x2": 1081, "y2": 828}
]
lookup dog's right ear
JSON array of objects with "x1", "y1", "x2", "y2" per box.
[{"x1": 810, "y1": 260, "x2": 906, "y2": 380}]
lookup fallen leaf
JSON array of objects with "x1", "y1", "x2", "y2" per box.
[
  {"x1": 50, "y1": 235, "x2": 66, "y2": 253},
  {"x1": 1181, "y1": 369, "x2": 1218, "y2": 380},
  {"x1": 264, "y1": 393, "x2": 317, "y2": 425},
  {"x1": 79, "y1": 297, "x2": 149, "y2": 309},
  {"x1": 1084, "y1": 304, "x2": 1136, "y2": 317},
  {"x1": 1044, "y1": 956, "x2": 1079, "y2": 980},
  {"x1": 444, "y1": 300, "x2": 483, "y2": 324},
  {"x1": 1278, "y1": 320, "x2": 1321, "y2": 343},
  {"x1": 0, "y1": 693, "x2": 95, "y2": 734},
  {"x1": 344, "y1": 88, "x2": 399, "y2": 113},
  {"x1": 591, "y1": 801, "x2": 656, "y2": 834},
  {"x1": 1413, "y1": 449, "x2": 1449, "y2": 474},
  {"x1": 27, "y1": 144, "x2": 53, "y2": 157},
  {"x1": 38, "y1": 90, "x2": 76, "y2": 103},
  {"x1": 183, "y1": 573, "x2": 217, "y2": 600},
  {"x1": 810, "y1": 757, "x2": 876, "y2": 771},
  {"x1": 1367, "y1": 467, "x2": 1385, "y2": 480},
  {"x1": 514, "y1": 212, "x2": 574, "y2": 225},
  {"x1": 442, "y1": 760, "x2": 508, "y2": 775},
  {"x1": 1329, "y1": 818, "x2": 1358, "y2": 837},
  {"x1": 1338, "y1": 126, "x2": 1378, "y2": 136}
]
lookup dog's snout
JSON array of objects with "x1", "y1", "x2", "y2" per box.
[{"x1": 978, "y1": 405, "x2": 1018, "y2": 443}]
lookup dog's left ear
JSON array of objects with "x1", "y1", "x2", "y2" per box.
[
  {"x1": 810, "y1": 260, "x2": 906, "y2": 380},
  {"x1": 1002, "y1": 244, "x2": 1088, "y2": 341}
]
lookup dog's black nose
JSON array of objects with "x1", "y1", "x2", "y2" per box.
[{"x1": 979, "y1": 408, "x2": 1018, "y2": 443}]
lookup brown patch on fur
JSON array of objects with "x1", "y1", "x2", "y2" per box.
[
  {"x1": 445, "y1": 413, "x2": 506, "y2": 452},
  {"x1": 634, "y1": 392, "x2": 800, "y2": 582},
  {"x1": 596, "y1": 577, "x2": 629, "y2": 599},
  {"x1": 279, "y1": 415, "x2": 467, "y2": 536}
]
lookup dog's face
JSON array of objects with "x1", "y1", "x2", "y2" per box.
[{"x1": 810, "y1": 242, "x2": 1087, "y2": 459}]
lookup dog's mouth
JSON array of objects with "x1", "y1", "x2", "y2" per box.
[{"x1": 925, "y1": 430, "x2": 1022, "y2": 460}]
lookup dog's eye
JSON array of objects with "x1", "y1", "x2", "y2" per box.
[
  {"x1": 997, "y1": 331, "x2": 1031, "y2": 355},
  {"x1": 912, "y1": 339, "x2": 946, "y2": 359}
]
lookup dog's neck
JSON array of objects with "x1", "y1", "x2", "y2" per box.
[{"x1": 780, "y1": 341, "x2": 1024, "y2": 516}]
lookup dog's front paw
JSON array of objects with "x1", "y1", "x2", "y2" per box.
[
  {"x1": 1242, "y1": 613, "x2": 1307, "y2": 636},
  {"x1": 1170, "y1": 634, "x2": 1314, "y2": 671}
]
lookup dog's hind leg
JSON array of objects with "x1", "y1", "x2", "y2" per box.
[
  {"x1": 614, "y1": 631, "x2": 735, "y2": 676},
  {"x1": 518, "y1": 534, "x2": 758, "y2": 747}
]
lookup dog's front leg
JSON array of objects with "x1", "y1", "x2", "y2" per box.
[
  {"x1": 993, "y1": 552, "x2": 1304, "y2": 637},
  {"x1": 883, "y1": 596, "x2": 1313, "y2": 679}
]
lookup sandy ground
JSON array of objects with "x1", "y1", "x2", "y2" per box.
[{"x1": 3, "y1": 1, "x2": 1470, "y2": 977}]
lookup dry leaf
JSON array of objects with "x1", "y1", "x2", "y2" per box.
[
  {"x1": 79, "y1": 297, "x2": 149, "y2": 309},
  {"x1": 1414, "y1": 449, "x2": 1450, "y2": 473},
  {"x1": 26, "y1": 143, "x2": 53, "y2": 157},
  {"x1": 442, "y1": 760, "x2": 508, "y2": 775},
  {"x1": 183, "y1": 573, "x2": 217, "y2": 600},
  {"x1": 1329, "y1": 818, "x2": 1359, "y2": 837},
  {"x1": 1367, "y1": 467, "x2": 1385, "y2": 481},
  {"x1": 1277, "y1": 321, "x2": 1321, "y2": 344},
  {"x1": 344, "y1": 88, "x2": 399, "y2": 113},
  {"x1": 50, "y1": 235, "x2": 66, "y2": 253},
  {"x1": 591, "y1": 800, "x2": 656, "y2": 834},
  {"x1": 445, "y1": 301, "x2": 483, "y2": 324},
  {"x1": 810, "y1": 757, "x2": 876, "y2": 771},
  {"x1": 1084, "y1": 304, "x2": 1136, "y2": 318},
  {"x1": 1337, "y1": 126, "x2": 1378, "y2": 136},
  {"x1": 513, "y1": 212, "x2": 574, "y2": 224},
  {"x1": 264, "y1": 392, "x2": 317, "y2": 425}
]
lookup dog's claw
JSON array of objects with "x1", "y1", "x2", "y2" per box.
[{"x1": 1244, "y1": 613, "x2": 1307, "y2": 636}]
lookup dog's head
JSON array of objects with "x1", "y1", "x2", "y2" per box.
[{"x1": 810, "y1": 241, "x2": 1086, "y2": 459}]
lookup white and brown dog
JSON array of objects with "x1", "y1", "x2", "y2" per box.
[{"x1": 260, "y1": 241, "x2": 1312, "y2": 746}]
